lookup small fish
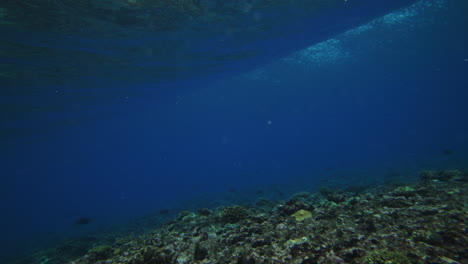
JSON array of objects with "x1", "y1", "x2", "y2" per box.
[
  {"x1": 75, "y1": 217, "x2": 92, "y2": 225},
  {"x1": 159, "y1": 209, "x2": 170, "y2": 215},
  {"x1": 442, "y1": 149, "x2": 453, "y2": 155}
]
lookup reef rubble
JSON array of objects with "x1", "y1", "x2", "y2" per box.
[{"x1": 67, "y1": 170, "x2": 466, "y2": 263}]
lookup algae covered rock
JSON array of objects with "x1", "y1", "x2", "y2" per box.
[
  {"x1": 285, "y1": 236, "x2": 308, "y2": 248},
  {"x1": 193, "y1": 243, "x2": 208, "y2": 261},
  {"x1": 420, "y1": 170, "x2": 467, "y2": 182},
  {"x1": 390, "y1": 186, "x2": 416, "y2": 197},
  {"x1": 177, "y1": 210, "x2": 197, "y2": 222},
  {"x1": 87, "y1": 245, "x2": 113, "y2": 261},
  {"x1": 291, "y1": 209, "x2": 312, "y2": 221},
  {"x1": 278, "y1": 198, "x2": 314, "y2": 215},
  {"x1": 364, "y1": 249, "x2": 412, "y2": 264},
  {"x1": 217, "y1": 205, "x2": 249, "y2": 224},
  {"x1": 197, "y1": 208, "x2": 212, "y2": 216}
]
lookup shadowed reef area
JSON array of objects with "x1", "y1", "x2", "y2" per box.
[{"x1": 16, "y1": 170, "x2": 467, "y2": 264}]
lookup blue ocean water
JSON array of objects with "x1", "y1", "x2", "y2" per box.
[{"x1": 0, "y1": 0, "x2": 467, "y2": 262}]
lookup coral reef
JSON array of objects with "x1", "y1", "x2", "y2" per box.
[
  {"x1": 217, "y1": 205, "x2": 250, "y2": 224},
  {"x1": 290, "y1": 209, "x2": 312, "y2": 221},
  {"x1": 61, "y1": 170, "x2": 467, "y2": 264}
]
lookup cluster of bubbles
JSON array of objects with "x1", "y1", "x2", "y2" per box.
[{"x1": 244, "y1": 0, "x2": 449, "y2": 81}]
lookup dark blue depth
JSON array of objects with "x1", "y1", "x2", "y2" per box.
[{"x1": 0, "y1": 0, "x2": 467, "y2": 262}]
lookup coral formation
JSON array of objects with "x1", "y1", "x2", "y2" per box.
[
  {"x1": 217, "y1": 205, "x2": 250, "y2": 224},
  {"x1": 30, "y1": 170, "x2": 467, "y2": 264},
  {"x1": 291, "y1": 209, "x2": 312, "y2": 221}
]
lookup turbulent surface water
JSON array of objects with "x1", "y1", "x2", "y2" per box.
[{"x1": 0, "y1": 0, "x2": 417, "y2": 139}]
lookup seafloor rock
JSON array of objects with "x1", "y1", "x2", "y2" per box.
[
  {"x1": 291, "y1": 209, "x2": 312, "y2": 221},
  {"x1": 65, "y1": 170, "x2": 466, "y2": 264},
  {"x1": 217, "y1": 205, "x2": 250, "y2": 224},
  {"x1": 197, "y1": 208, "x2": 212, "y2": 216},
  {"x1": 277, "y1": 198, "x2": 314, "y2": 216},
  {"x1": 419, "y1": 170, "x2": 467, "y2": 182}
]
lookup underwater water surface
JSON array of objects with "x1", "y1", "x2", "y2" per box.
[{"x1": 1, "y1": 0, "x2": 467, "y2": 263}]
